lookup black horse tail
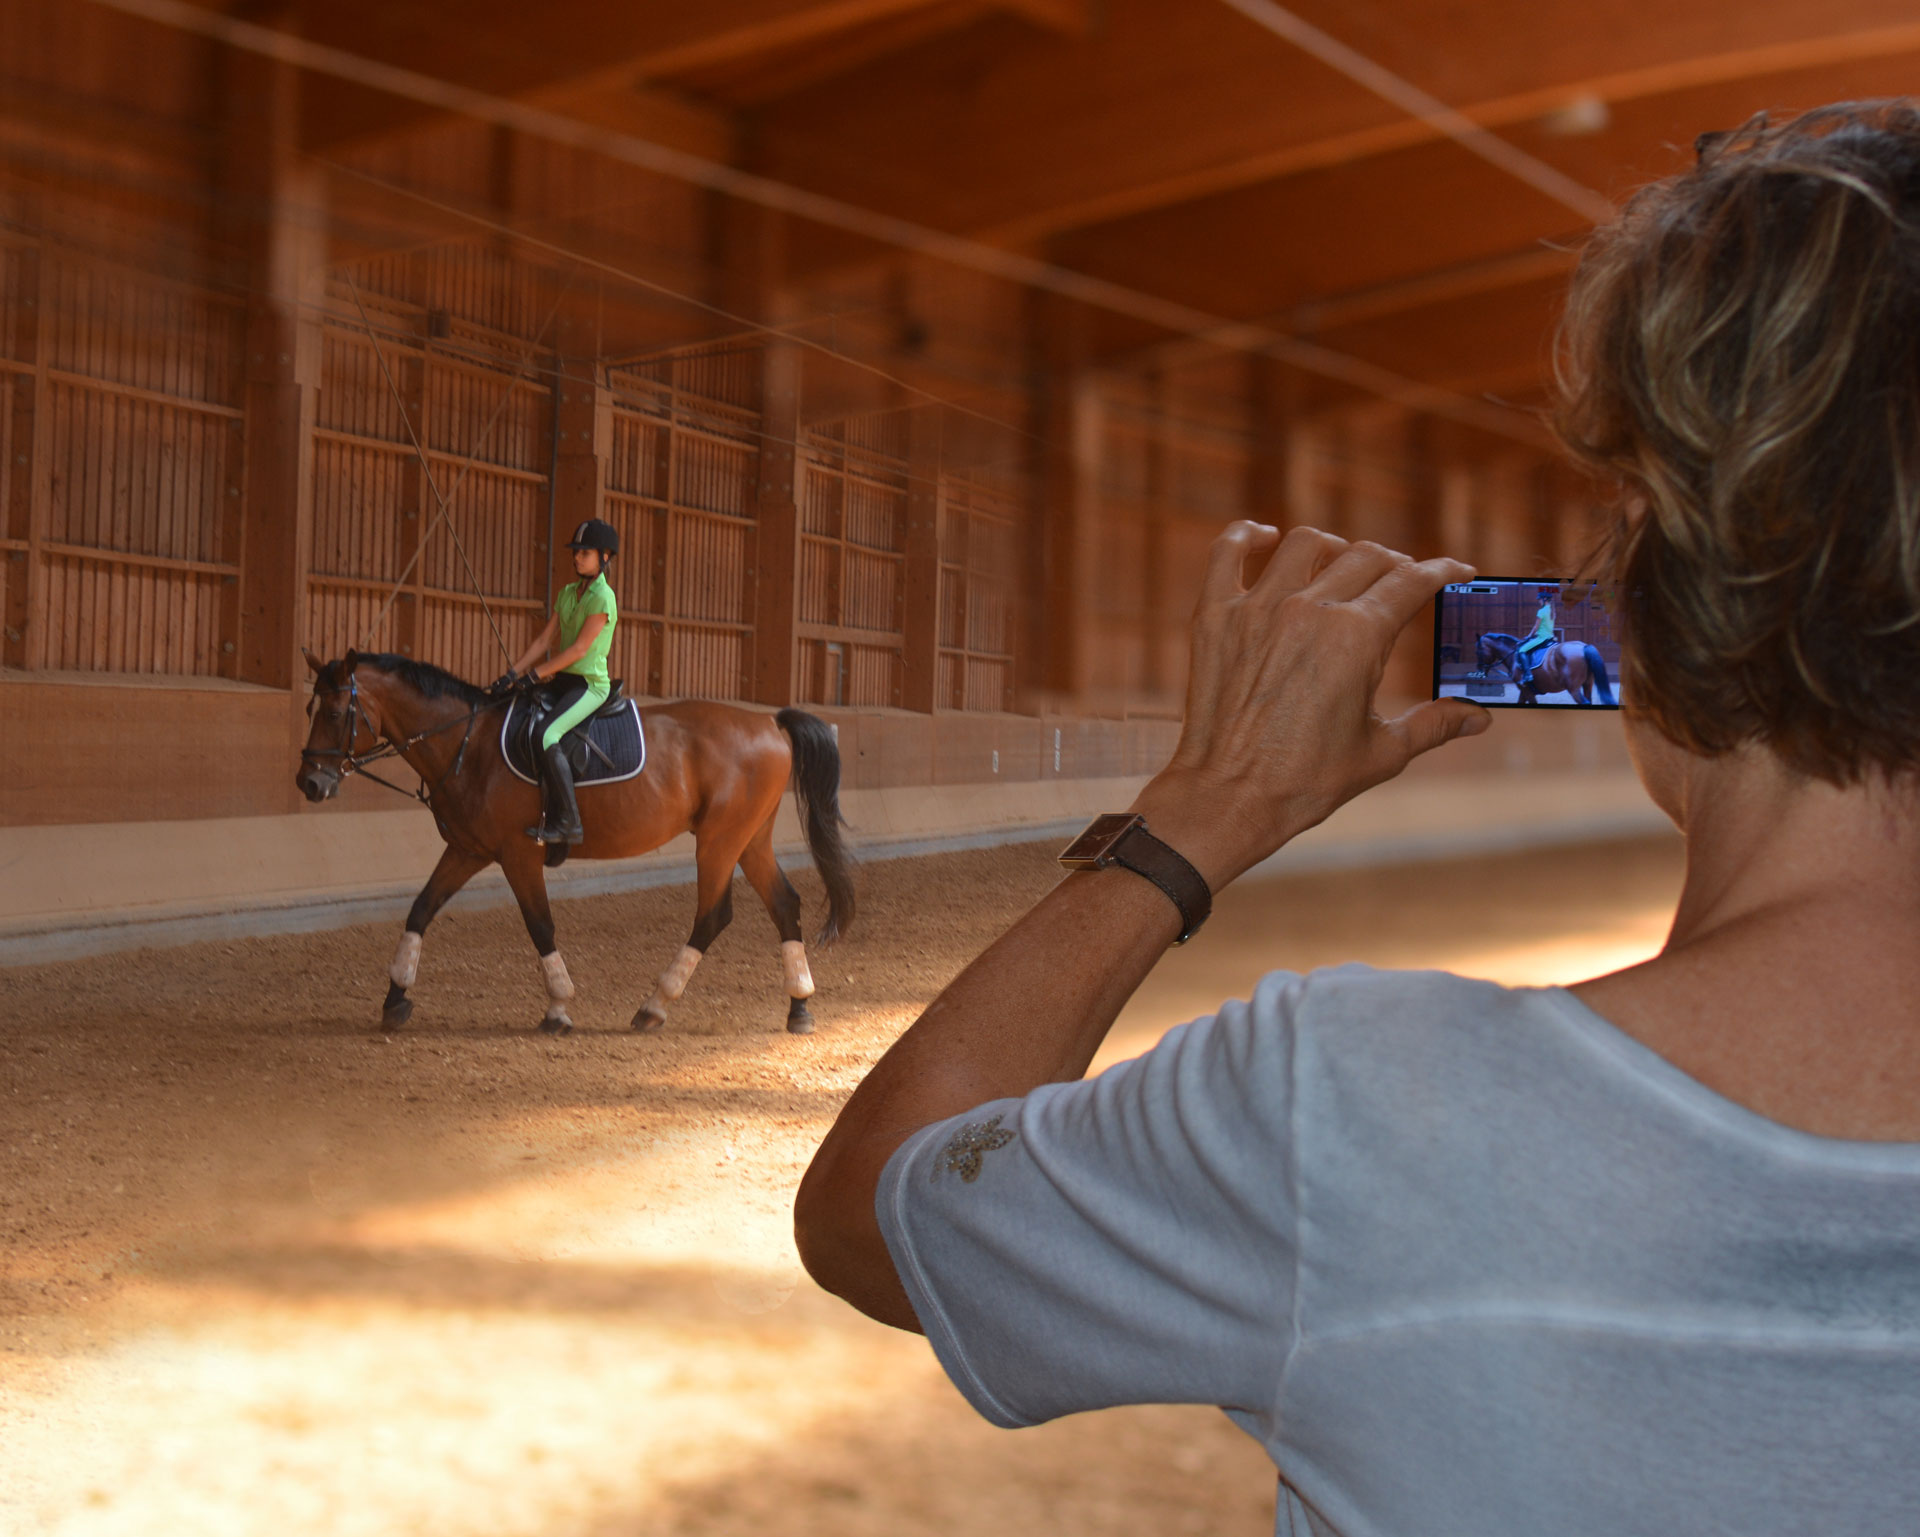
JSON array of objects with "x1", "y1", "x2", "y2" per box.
[
  {"x1": 777, "y1": 708, "x2": 857, "y2": 945},
  {"x1": 1583, "y1": 644, "x2": 1616, "y2": 706}
]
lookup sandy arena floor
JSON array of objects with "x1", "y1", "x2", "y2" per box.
[{"x1": 0, "y1": 834, "x2": 1684, "y2": 1537}]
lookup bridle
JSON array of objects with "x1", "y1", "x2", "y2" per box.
[{"x1": 303, "y1": 668, "x2": 488, "y2": 804}]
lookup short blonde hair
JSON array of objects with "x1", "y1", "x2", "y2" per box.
[{"x1": 1555, "y1": 101, "x2": 1920, "y2": 783}]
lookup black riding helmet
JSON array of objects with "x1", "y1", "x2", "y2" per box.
[{"x1": 565, "y1": 518, "x2": 619, "y2": 559}]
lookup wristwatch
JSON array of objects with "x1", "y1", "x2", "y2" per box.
[{"x1": 1058, "y1": 813, "x2": 1212, "y2": 944}]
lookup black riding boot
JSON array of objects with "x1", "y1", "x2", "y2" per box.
[{"x1": 527, "y1": 744, "x2": 585, "y2": 846}]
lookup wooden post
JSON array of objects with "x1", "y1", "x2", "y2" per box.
[
  {"x1": 1245, "y1": 354, "x2": 1298, "y2": 528},
  {"x1": 225, "y1": 33, "x2": 322, "y2": 704},
  {"x1": 900, "y1": 405, "x2": 942, "y2": 713},
  {"x1": 1022, "y1": 290, "x2": 1092, "y2": 707},
  {"x1": 750, "y1": 339, "x2": 801, "y2": 706},
  {"x1": 3, "y1": 240, "x2": 46, "y2": 671},
  {"x1": 551, "y1": 305, "x2": 611, "y2": 645},
  {"x1": 1141, "y1": 368, "x2": 1171, "y2": 701},
  {"x1": 1404, "y1": 415, "x2": 1446, "y2": 558}
]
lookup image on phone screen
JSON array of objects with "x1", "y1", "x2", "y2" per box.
[{"x1": 1433, "y1": 578, "x2": 1622, "y2": 709}]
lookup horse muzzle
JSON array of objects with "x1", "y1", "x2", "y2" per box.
[{"x1": 296, "y1": 763, "x2": 341, "y2": 803}]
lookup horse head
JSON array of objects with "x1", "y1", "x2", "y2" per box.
[
  {"x1": 1473, "y1": 631, "x2": 1512, "y2": 677},
  {"x1": 296, "y1": 648, "x2": 384, "y2": 803}
]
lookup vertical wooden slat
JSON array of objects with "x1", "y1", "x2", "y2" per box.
[{"x1": 22, "y1": 245, "x2": 50, "y2": 668}]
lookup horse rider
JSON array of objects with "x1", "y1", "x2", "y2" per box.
[
  {"x1": 1511, "y1": 587, "x2": 1559, "y2": 689},
  {"x1": 495, "y1": 518, "x2": 620, "y2": 849}
]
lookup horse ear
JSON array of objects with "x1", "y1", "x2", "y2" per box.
[{"x1": 303, "y1": 647, "x2": 325, "y2": 677}]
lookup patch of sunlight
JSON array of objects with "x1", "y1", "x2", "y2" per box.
[
  {"x1": 1, "y1": 1119, "x2": 870, "y2": 1536},
  {"x1": 2, "y1": 1276, "x2": 922, "y2": 1537},
  {"x1": 336, "y1": 1115, "x2": 806, "y2": 1308}
]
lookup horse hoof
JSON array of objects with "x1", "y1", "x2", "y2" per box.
[
  {"x1": 381, "y1": 997, "x2": 413, "y2": 1032},
  {"x1": 631, "y1": 1008, "x2": 665, "y2": 1034},
  {"x1": 786, "y1": 1003, "x2": 815, "y2": 1036},
  {"x1": 538, "y1": 1012, "x2": 573, "y2": 1036},
  {"x1": 544, "y1": 843, "x2": 570, "y2": 869}
]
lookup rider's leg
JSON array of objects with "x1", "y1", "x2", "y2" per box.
[{"x1": 529, "y1": 679, "x2": 607, "y2": 845}]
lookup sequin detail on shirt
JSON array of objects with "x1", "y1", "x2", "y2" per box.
[{"x1": 935, "y1": 1115, "x2": 1016, "y2": 1183}]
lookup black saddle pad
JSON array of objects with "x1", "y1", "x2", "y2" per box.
[{"x1": 502, "y1": 685, "x2": 646, "y2": 786}]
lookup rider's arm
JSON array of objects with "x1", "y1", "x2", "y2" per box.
[
  {"x1": 530, "y1": 613, "x2": 606, "y2": 681},
  {"x1": 511, "y1": 613, "x2": 560, "y2": 676}
]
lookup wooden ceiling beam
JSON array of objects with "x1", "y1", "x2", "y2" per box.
[
  {"x1": 976, "y1": 21, "x2": 1920, "y2": 242},
  {"x1": 992, "y1": 0, "x2": 1092, "y2": 35},
  {"x1": 1121, "y1": 245, "x2": 1580, "y2": 377},
  {"x1": 753, "y1": 3, "x2": 1920, "y2": 247},
  {"x1": 518, "y1": 0, "x2": 957, "y2": 107}
]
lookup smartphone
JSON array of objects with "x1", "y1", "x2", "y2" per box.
[{"x1": 1432, "y1": 577, "x2": 1622, "y2": 709}]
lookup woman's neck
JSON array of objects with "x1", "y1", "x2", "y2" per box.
[
  {"x1": 1574, "y1": 736, "x2": 1920, "y2": 1140},
  {"x1": 1665, "y1": 746, "x2": 1920, "y2": 949}
]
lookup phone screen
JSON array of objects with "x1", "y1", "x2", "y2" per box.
[{"x1": 1432, "y1": 578, "x2": 1622, "y2": 709}]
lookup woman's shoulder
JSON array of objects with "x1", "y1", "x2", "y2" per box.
[{"x1": 1231, "y1": 963, "x2": 1581, "y2": 1083}]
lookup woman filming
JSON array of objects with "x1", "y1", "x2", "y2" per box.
[
  {"x1": 498, "y1": 517, "x2": 619, "y2": 851},
  {"x1": 797, "y1": 103, "x2": 1920, "y2": 1533}
]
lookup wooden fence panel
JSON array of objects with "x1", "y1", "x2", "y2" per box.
[
  {"x1": 795, "y1": 419, "x2": 908, "y2": 707},
  {"x1": 603, "y1": 348, "x2": 759, "y2": 701},
  {"x1": 310, "y1": 439, "x2": 407, "y2": 584},
  {"x1": 17, "y1": 250, "x2": 245, "y2": 676},
  {"x1": 935, "y1": 474, "x2": 1017, "y2": 711},
  {"x1": 309, "y1": 255, "x2": 554, "y2": 685},
  {"x1": 40, "y1": 551, "x2": 223, "y2": 673}
]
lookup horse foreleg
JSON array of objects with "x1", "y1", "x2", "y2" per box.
[
  {"x1": 632, "y1": 840, "x2": 741, "y2": 1033},
  {"x1": 498, "y1": 844, "x2": 574, "y2": 1035},
  {"x1": 383, "y1": 846, "x2": 489, "y2": 1031},
  {"x1": 739, "y1": 821, "x2": 816, "y2": 1036}
]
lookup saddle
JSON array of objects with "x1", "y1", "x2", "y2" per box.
[{"x1": 501, "y1": 677, "x2": 646, "y2": 787}]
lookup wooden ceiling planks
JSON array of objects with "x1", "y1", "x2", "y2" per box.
[{"x1": 154, "y1": 1, "x2": 1920, "y2": 412}]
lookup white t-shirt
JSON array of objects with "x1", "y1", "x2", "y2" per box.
[{"x1": 877, "y1": 965, "x2": 1920, "y2": 1537}]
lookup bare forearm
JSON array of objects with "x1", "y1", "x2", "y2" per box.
[{"x1": 795, "y1": 860, "x2": 1184, "y2": 1326}]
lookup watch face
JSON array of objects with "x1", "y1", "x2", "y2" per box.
[{"x1": 1059, "y1": 812, "x2": 1143, "y2": 868}]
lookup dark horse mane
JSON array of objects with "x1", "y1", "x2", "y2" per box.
[{"x1": 334, "y1": 651, "x2": 487, "y2": 706}]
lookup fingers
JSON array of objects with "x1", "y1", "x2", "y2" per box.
[
  {"x1": 1303, "y1": 540, "x2": 1408, "y2": 603},
  {"x1": 1197, "y1": 521, "x2": 1282, "y2": 606},
  {"x1": 1354, "y1": 555, "x2": 1477, "y2": 627},
  {"x1": 1254, "y1": 524, "x2": 1349, "y2": 593}
]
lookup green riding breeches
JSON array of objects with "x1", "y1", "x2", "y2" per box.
[{"x1": 540, "y1": 678, "x2": 610, "y2": 753}]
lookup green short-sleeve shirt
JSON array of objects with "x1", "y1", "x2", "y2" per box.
[{"x1": 554, "y1": 571, "x2": 617, "y2": 687}]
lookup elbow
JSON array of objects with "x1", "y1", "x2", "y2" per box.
[{"x1": 794, "y1": 1151, "x2": 923, "y2": 1334}]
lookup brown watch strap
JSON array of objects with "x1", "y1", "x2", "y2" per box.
[{"x1": 1107, "y1": 820, "x2": 1212, "y2": 944}]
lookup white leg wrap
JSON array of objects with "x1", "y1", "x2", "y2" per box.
[
  {"x1": 781, "y1": 940, "x2": 815, "y2": 1000},
  {"x1": 659, "y1": 945, "x2": 703, "y2": 1004},
  {"x1": 390, "y1": 932, "x2": 422, "y2": 989},
  {"x1": 638, "y1": 945, "x2": 704, "y2": 1019},
  {"x1": 541, "y1": 951, "x2": 575, "y2": 1002}
]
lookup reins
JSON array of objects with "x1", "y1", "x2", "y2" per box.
[{"x1": 305, "y1": 671, "x2": 494, "y2": 805}]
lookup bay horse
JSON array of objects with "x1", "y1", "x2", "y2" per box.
[
  {"x1": 1473, "y1": 631, "x2": 1617, "y2": 706},
  {"x1": 294, "y1": 650, "x2": 855, "y2": 1036}
]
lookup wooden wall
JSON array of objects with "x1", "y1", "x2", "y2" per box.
[{"x1": 0, "y1": 18, "x2": 1598, "y2": 831}]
